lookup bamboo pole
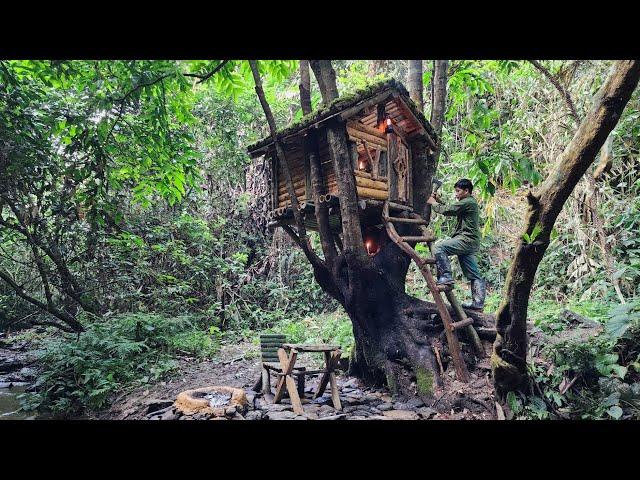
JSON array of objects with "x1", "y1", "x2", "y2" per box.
[
  {"x1": 278, "y1": 188, "x2": 305, "y2": 201},
  {"x1": 347, "y1": 119, "x2": 386, "y2": 139},
  {"x1": 354, "y1": 170, "x2": 388, "y2": 182},
  {"x1": 444, "y1": 290, "x2": 485, "y2": 357},
  {"x1": 355, "y1": 176, "x2": 388, "y2": 190},
  {"x1": 356, "y1": 186, "x2": 389, "y2": 200},
  {"x1": 347, "y1": 127, "x2": 387, "y2": 148}
]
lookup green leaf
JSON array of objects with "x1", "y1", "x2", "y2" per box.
[
  {"x1": 422, "y1": 70, "x2": 433, "y2": 87},
  {"x1": 606, "y1": 313, "x2": 632, "y2": 339},
  {"x1": 506, "y1": 391, "x2": 521, "y2": 414},
  {"x1": 530, "y1": 222, "x2": 543, "y2": 242},
  {"x1": 607, "y1": 405, "x2": 623, "y2": 419},
  {"x1": 611, "y1": 364, "x2": 628, "y2": 379},
  {"x1": 612, "y1": 267, "x2": 627, "y2": 281},
  {"x1": 602, "y1": 392, "x2": 619, "y2": 407}
]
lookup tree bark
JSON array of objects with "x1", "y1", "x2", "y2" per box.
[
  {"x1": 593, "y1": 134, "x2": 614, "y2": 180},
  {"x1": 309, "y1": 60, "x2": 339, "y2": 105},
  {"x1": 368, "y1": 60, "x2": 389, "y2": 78},
  {"x1": 408, "y1": 60, "x2": 423, "y2": 112},
  {"x1": 423, "y1": 60, "x2": 448, "y2": 223},
  {"x1": 299, "y1": 60, "x2": 312, "y2": 115},
  {"x1": 491, "y1": 60, "x2": 640, "y2": 398},
  {"x1": 430, "y1": 60, "x2": 449, "y2": 140}
]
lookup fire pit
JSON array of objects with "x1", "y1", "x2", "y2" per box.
[{"x1": 175, "y1": 386, "x2": 247, "y2": 417}]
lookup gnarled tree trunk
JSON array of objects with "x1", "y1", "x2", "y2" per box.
[
  {"x1": 492, "y1": 60, "x2": 640, "y2": 398},
  {"x1": 254, "y1": 60, "x2": 480, "y2": 399},
  {"x1": 303, "y1": 60, "x2": 462, "y2": 397}
]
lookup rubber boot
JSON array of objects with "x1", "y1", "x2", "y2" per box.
[
  {"x1": 462, "y1": 279, "x2": 486, "y2": 310},
  {"x1": 434, "y1": 251, "x2": 454, "y2": 286}
]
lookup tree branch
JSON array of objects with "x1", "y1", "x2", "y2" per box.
[
  {"x1": 529, "y1": 60, "x2": 580, "y2": 122},
  {"x1": 183, "y1": 60, "x2": 230, "y2": 84},
  {"x1": 0, "y1": 268, "x2": 83, "y2": 332},
  {"x1": 248, "y1": 60, "x2": 323, "y2": 267},
  {"x1": 492, "y1": 59, "x2": 640, "y2": 397}
]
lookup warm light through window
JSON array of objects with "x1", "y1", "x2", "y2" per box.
[{"x1": 385, "y1": 117, "x2": 393, "y2": 134}]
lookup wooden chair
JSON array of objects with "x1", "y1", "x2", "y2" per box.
[{"x1": 252, "y1": 334, "x2": 306, "y2": 397}]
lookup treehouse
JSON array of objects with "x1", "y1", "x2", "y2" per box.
[{"x1": 247, "y1": 79, "x2": 438, "y2": 231}]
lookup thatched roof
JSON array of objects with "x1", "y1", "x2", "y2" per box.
[{"x1": 247, "y1": 79, "x2": 438, "y2": 157}]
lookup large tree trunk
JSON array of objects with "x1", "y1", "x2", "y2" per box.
[
  {"x1": 302, "y1": 60, "x2": 479, "y2": 399},
  {"x1": 492, "y1": 60, "x2": 640, "y2": 398},
  {"x1": 255, "y1": 59, "x2": 484, "y2": 400},
  {"x1": 531, "y1": 63, "x2": 627, "y2": 303}
]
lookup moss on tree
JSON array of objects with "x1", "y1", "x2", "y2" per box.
[{"x1": 415, "y1": 366, "x2": 435, "y2": 396}]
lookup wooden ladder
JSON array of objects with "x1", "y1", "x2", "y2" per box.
[{"x1": 382, "y1": 201, "x2": 485, "y2": 383}]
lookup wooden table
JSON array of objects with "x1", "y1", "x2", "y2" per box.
[{"x1": 272, "y1": 343, "x2": 342, "y2": 415}]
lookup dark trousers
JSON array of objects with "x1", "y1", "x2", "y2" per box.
[{"x1": 434, "y1": 238, "x2": 483, "y2": 281}]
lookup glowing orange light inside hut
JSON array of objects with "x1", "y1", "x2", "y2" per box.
[
  {"x1": 366, "y1": 241, "x2": 372, "y2": 255},
  {"x1": 385, "y1": 117, "x2": 393, "y2": 134}
]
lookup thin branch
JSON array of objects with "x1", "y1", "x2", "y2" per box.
[
  {"x1": 0, "y1": 268, "x2": 83, "y2": 332},
  {"x1": 183, "y1": 60, "x2": 230, "y2": 84},
  {"x1": 281, "y1": 224, "x2": 303, "y2": 249},
  {"x1": 106, "y1": 61, "x2": 230, "y2": 145},
  {"x1": 248, "y1": 60, "x2": 323, "y2": 267},
  {"x1": 529, "y1": 60, "x2": 580, "y2": 122},
  {"x1": 115, "y1": 73, "x2": 174, "y2": 103}
]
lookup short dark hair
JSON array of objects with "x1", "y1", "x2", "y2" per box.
[{"x1": 454, "y1": 178, "x2": 473, "y2": 193}]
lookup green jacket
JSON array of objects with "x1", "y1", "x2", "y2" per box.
[{"x1": 432, "y1": 196, "x2": 481, "y2": 252}]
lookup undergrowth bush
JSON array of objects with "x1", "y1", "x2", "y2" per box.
[
  {"x1": 266, "y1": 311, "x2": 354, "y2": 356},
  {"x1": 510, "y1": 297, "x2": 640, "y2": 420},
  {"x1": 20, "y1": 313, "x2": 220, "y2": 417}
]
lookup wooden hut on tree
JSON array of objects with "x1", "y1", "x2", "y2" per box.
[
  {"x1": 247, "y1": 69, "x2": 493, "y2": 399},
  {"x1": 248, "y1": 79, "x2": 438, "y2": 240}
]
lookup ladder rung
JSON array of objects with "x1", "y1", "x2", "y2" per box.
[
  {"x1": 436, "y1": 284, "x2": 454, "y2": 292},
  {"x1": 401, "y1": 236, "x2": 436, "y2": 243},
  {"x1": 418, "y1": 258, "x2": 436, "y2": 265},
  {"x1": 450, "y1": 318, "x2": 474, "y2": 331},
  {"x1": 388, "y1": 217, "x2": 428, "y2": 225}
]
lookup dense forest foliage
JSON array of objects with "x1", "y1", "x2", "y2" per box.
[{"x1": 1, "y1": 60, "x2": 639, "y2": 419}]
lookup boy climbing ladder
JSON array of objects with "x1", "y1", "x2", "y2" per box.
[{"x1": 427, "y1": 178, "x2": 486, "y2": 311}]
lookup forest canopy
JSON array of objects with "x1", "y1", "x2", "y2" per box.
[{"x1": 1, "y1": 59, "x2": 639, "y2": 421}]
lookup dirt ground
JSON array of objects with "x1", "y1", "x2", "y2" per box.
[{"x1": 100, "y1": 339, "x2": 500, "y2": 421}]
